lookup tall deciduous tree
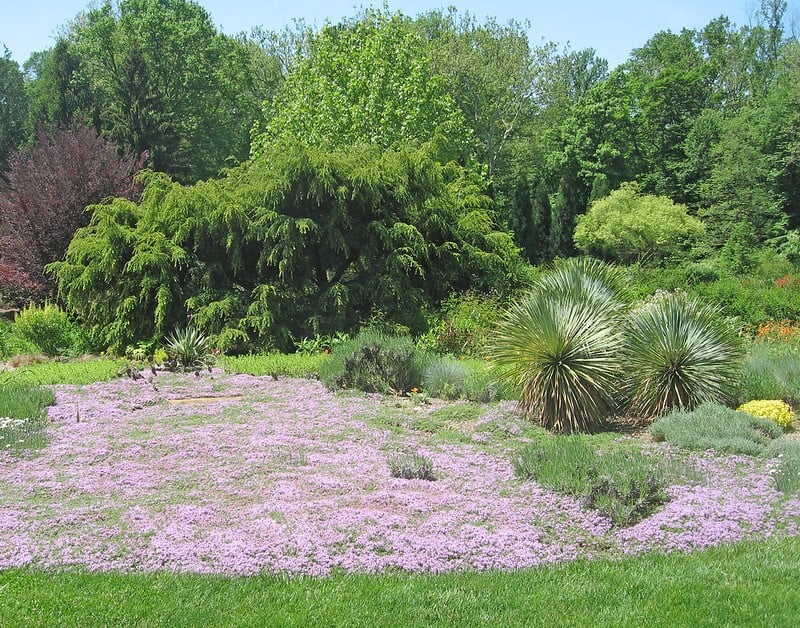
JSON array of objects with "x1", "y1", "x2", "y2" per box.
[
  {"x1": 70, "y1": 0, "x2": 259, "y2": 183},
  {"x1": 0, "y1": 49, "x2": 28, "y2": 174},
  {"x1": 252, "y1": 9, "x2": 469, "y2": 158},
  {"x1": 415, "y1": 9, "x2": 536, "y2": 177}
]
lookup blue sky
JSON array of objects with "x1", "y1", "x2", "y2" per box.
[{"x1": 2, "y1": 1, "x2": 798, "y2": 68}]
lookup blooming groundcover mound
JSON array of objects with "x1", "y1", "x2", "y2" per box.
[{"x1": 1, "y1": 372, "x2": 799, "y2": 575}]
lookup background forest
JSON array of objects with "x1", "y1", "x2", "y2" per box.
[{"x1": 0, "y1": 0, "x2": 798, "y2": 355}]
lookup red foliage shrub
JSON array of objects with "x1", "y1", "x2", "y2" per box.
[{"x1": 0, "y1": 125, "x2": 145, "y2": 306}]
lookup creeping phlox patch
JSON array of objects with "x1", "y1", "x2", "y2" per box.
[{"x1": 737, "y1": 400, "x2": 795, "y2": 430}]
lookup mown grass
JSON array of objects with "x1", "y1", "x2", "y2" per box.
[
  {"x1": 2, "y1": 537, "x2": 799, "y2": 626},
  {"x1": 0, "y1": 376, "x2": 55, "y2": 454},
  {"x1": 219, "y1": 353, "x2": 329, "y2": 378},
  {"x1": 2, "y1": 358, "x2": 123, "y2": 385}
]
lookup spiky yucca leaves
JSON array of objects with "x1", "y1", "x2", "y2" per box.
[
  {"x1": 491, "y1": 259, "x2": 628, "y2": 434},
  {"x1": 164, "y1": 326, "x2": 215, "y2": 372},
  {"x1": 625, "y1": 292, "x2": 744, "y2": 418}
]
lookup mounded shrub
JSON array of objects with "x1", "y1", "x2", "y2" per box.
[
  {"x1": 13, "y1": 301, "x2": 82, "y2": 357},
  {"x1": 649, "y1": 402, "x2": 783, "y2": 456},
  {"x1": 318, "y1": 329, "x2": 426, "y2": 394},
  {"x1": 737, "y1": 399, "x2": 795, "y2": 430}
]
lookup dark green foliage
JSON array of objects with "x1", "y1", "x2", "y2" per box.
[
  {"x1": 512, "y1": 435, "x2": 673, "y2": 526},
  {"x1": 0, "y1": 50, "x2": 28, "y2": 172},
  {"x1": 69, "y1": 0, "x2": 260, "y2": 183},
  {"x1": 387, "y1": 452, "x2": 436, "y2": 481},
  {"x1": 318, "y1": 330, "x2": 426, "y2": 394},
  {"x1": 649, "y1": 402, "x2": 783, "y2": 455},
  {"x1": 624, "y1": 291, "x2": 744, "y2": 417},
  {"x1": 50, "y1": 142, "x2": 523, "y2": 353}
]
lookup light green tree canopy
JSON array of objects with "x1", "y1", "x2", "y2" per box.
[
  {"x1": 573, "y1": 182, "x2": 705, "y2": 263},
  {"x1": 251, "y1": 9, "x2": 469, "y2": 158}
]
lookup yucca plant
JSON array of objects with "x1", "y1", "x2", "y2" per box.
[
  {"x1": 490, "y1": 258, "x2": 629, "y2": 434},
  {"x1": 625, "y1": 291, "x2": 744, "y2": 418},
  {"x1": 164, "y1": 326, "x2": 215, "y2": 372}
]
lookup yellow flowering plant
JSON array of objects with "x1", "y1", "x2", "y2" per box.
[{"x1": 737, "y1": 400, "x2": 795, "y2": 429}]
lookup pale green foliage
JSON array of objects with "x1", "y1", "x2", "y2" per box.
[
  {"x1": 625, "y1": 291, "x2": 744, "y2": 417},
  {"x1": 164, "y1": 326, "x2": 215, "y2": 372},
  {"x1": 490, "y1": 258, "x2": 628, "y2": 434},
  {"x1": 649, "y1": 402, "x2": 783, "y2": 455},
  {"x1": 252, "y1": 9, "x2": 469, "y2": 157},
  {"x1": 14, "y1": 301, "x2": 81, "y2": 357},
  {"x1": 573, "y1": 182, "x2": 705, "y2": 263}
]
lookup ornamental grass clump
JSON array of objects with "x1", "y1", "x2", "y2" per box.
[
  {"x1": 422, "y1": 356, "x2": 472, "y2": 400},
  {"x1": 491, "y1": 258, "x2": 629, "y2": 434},
  {"x1": 649, "y1": 402, "x2": 783, "y2": 456},
  {"x1": 737, "y1": 400, "x2": 795, "y2": 430},
  {"x1": 624, "y1": 291, "x2": 744, "y2": 418},
  {"x1": 387, "y1": 452, "x2": 436, "y2": 481}
]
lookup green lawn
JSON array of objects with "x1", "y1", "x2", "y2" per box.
[{"x1": 2, "y1": 537, "x2": 799, "y2": 626}]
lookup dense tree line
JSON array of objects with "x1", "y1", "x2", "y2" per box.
[{"x1": 0, "y1": 0, "x2": 797, "y2": 348}]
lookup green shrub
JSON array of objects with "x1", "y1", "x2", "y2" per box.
[
  {"x1": 164, "y1": 326, "x2": 215, "y2": 372},
  {"x1": 387, "y1": 452, "x2": 436, "y2": 481},
  {"x1": 649, "y1": 402, "x2": 783, "y2": 456},
  {"x1": 13, "y1": 302, "x2": 82, "y2": 357},
  {"x1": 318, "y1": 329, "x2": 426, "y2": 394},
  {"x1": 418, "y1": 292, "x2": 504, "y2": 357},
  {"x1": 0, "y1": 321, "x2": 9, "y2": 359},
  {"x1": 422, "y1": 357, "x2": 472, "y2": 400},
  {"x1": 624, "y1": 291, "x2": 744, "y2": 417},
  {"x1": 491, "y1": 258, "x2": 628, "y2": 434},
  {"x1": 512, "y1": 435, "x2": 672, "y2": 526},
  {"x1": 573, "y1": 182, "x2": 704, "y2": 264}
]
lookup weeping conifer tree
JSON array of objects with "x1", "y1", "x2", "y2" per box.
[{"x1": 49, "y1": 140, "x2": 524, "y2": 353}]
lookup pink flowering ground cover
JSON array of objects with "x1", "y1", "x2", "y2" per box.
[{"x1": 1, "y1": 370, "x2": 799, "y2": 575}]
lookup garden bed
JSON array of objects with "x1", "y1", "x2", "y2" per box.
[{"x1": 1, "y1": 371, "x2": 798, "y2": 575}]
